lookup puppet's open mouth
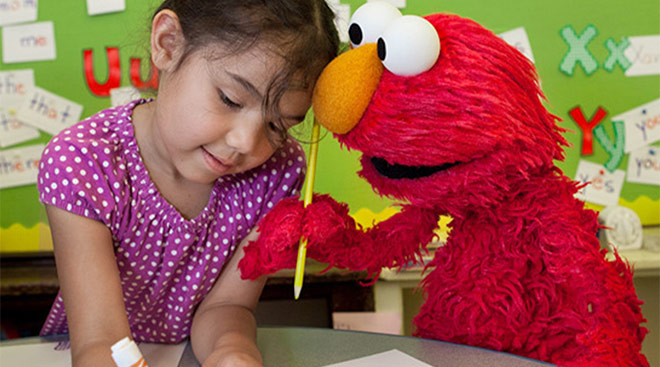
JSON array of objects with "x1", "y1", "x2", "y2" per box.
[{"x1": 370, "y1": 157, "x2": 458, "y2": 179}]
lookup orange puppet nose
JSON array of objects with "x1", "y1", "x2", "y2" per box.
[{"x1": 312, "y1": 43, "x2": 383, "y2": 135}]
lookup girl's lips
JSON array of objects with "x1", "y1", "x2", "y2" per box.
[{"x1": 201, "y1": 147, "x2": 231, "y2": 175}]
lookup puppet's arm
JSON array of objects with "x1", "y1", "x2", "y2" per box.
[{"x1": 239, "y1": 194, "x2": 440, "y2": 280}]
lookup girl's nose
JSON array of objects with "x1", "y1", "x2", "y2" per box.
[{"x1": 224, "y1": 117, "x2": 262, "y2": 154}]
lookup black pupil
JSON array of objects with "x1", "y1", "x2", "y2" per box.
[
  {"x1": 349, "y1": 23, "x2": 363, "y2": 45},
  {"x1": 377, "y1": 38, "x2": 386, "y2": 61}
]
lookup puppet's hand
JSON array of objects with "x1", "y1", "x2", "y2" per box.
[
  {"x1": 302, "y1": 193, "x2": 353, "y2": 245},
  {"x1": 239, "y1": 194, "x2": 358, "y2": 280},
  {"x1": 239, "y1": 197, "x2": 303, "y2": 279},
  {"x1": 302, "y1": 194, "x2": 376, "y2": 272}
]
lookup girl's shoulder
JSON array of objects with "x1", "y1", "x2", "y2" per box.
[
  {"x1": 40, "y1": 99, "x2": 146, "y2": 171},
  {"x1": 37, "y1": 99, "x2": 147, "y2": 220}
]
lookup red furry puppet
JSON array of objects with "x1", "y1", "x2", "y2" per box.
[{"x1": 239, "y1": 2, "x2": 648, "y2": 366}]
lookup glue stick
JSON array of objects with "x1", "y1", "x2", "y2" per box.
[{"x1": 111, "y1": 337, "x2": 148, "y2": 367}]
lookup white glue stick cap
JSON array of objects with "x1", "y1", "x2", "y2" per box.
[{"x1": 111, "y1": 337, "x2": 148, "y2": 367}]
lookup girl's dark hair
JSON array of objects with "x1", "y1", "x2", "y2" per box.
[{"x1": 153, "y1": 0, "x2": 340, "y2": 145}]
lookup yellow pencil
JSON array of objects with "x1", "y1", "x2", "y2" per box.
[{"x1": 294, "y1": 121, "x2": 321, "y2": 299}]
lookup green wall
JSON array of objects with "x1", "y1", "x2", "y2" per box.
[{"x1": 1, "y1": 0, "x2": 658, "y2": 251}]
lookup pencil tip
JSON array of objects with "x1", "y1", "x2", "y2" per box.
[{"x1": 294, "y1": 286, "x2": 302, "y2": 300}]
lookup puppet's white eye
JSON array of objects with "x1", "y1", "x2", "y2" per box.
[
  {"x1": 377, "y1": 15, "x2": 441, "y2": 76},
  {"x1": 348, "y1": 1, "x2": 402, "y2": 48}
]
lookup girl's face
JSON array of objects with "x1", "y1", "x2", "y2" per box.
[{"x1": 153, "y1": 46, "x2": 312, "y2": 184}]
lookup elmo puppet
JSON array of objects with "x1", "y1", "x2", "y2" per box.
[{"x1": 240, "y1": 2, "x2": 648, "y2": 366}]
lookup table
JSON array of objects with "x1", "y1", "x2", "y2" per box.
[
  {"x1": 253, "y1": 327, "x2": 553, "y2": 367},
  {"x1": 0, "y1": 327, "x2": 553, "y2": 367}
]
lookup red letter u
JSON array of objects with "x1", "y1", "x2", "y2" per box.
[
  {"x1": 83, "y1": 47, "x2": 121, "y2": 97},
  {"x1": 130, "y1": 58, "x2": 159, "y2": 90}
]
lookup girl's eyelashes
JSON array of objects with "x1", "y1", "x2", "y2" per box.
[
  {"x1": 267, "y1": 121, "x2": 280, "y2": 131},
  {"x1": 218, "y1": 90, "x2": 243, "y2": 109},
  {"x1": 266, "y1": 121, "x2": 288, "y2": 146}
]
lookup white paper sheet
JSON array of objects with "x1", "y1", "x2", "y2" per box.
[
  {"x1": 327, "y1": 2, "x2": 351, "y2": 43},
  {"x1": 626, "y1": 145, "x2": 660, "y2": 186},
  {"x1": 499, "y1": 27, "x2": 535, "y2": 63},
  {"x1": 369, "y1": 0, "x2": 406, "y2": 9},
  {"x1": 2, "y1": 21, "x2": 56, "y2": 64},
  {"x1": 323, "y1": 349, "x2": 432, "y2": 367},
  {"x1": 332, "y1": 312, "x2": 402, "y2": 335},
  {"x1": 0, "y1": 0, "x2": 38, "y2": 26},
  {"x1": 0, "y1": 69, "x2": 35, "y2": 110},
  {"x1": 0, "y1": 143, "x2": 43, "y2": 189},
  {"x1": 611, "y1": 98, "x2": 660, "y2": 153},
  {"x1": 86, "y1": 0, "x2": 125, "y2": 15},
  {"x1": 574, "y1": 160, "x2": 625, "y2": 206},
  {"x1": 14, "y1": 86, "x2": 83, "y2": 136},
  {"x1": 110, "y1": 86, "x2": 141, "y2": 107},
  {"x1": 624, "y1": 35, "x2": 660, "y2": 77},
  {"x1": 0, "y1": 108, "x2": 40, "y2": 147},
  {"x1": 0, "y1": 341, "x2": 186, "y2": 367}
]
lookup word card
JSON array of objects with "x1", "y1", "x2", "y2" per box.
[
  {"x1": 624, "y1": 35, "x2": 660, "y2": 77},
  {"x1": 15, "y1": 87, "x2": 83, "y2": 136},
  {"x1": 86, "y1": 0, "x2": 125, "y2": 15},
  {"x1": 611, "y1": 98, "x2": 660, "y2": 153},
  {"x1": 0, "y1": 109, "x2": 40, "y2": 147},
  {"x1": 627, "y1": 146, "x2": 660, "y2": 186},
  {"x1": 499, "y1": 27, "x2": 535, "y2": 63},
  {"x1": 110, "y1": 86, "x2": 141, "y2": 107},
  {"x1": 0, "y1": 69, "x2": 34, "y2": 109},
  {"x1": 327, "y1": 1, "x2": 350, "y2": 43},
  {"x1": 574, "y1": 160, "x2": 625, "y2": 206},
  {"x1": 0, "y1": 143, "x2": 44, "y2": 189},
  {"x1": 2, "y1": 21, "x2": 55, "y2": 63},
  {"x1": 368, "y1": 0, "x2": 406, "y2": 8},
  {"x1": 0, "y1": 0, "x2": 37, "y2": 26}
]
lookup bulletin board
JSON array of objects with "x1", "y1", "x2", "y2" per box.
[{"x1": 1, "y1": 0, "x2": 658, "y2": 253}]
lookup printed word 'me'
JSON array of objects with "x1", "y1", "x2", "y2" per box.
[{"x1": 20, "y1": 35, "x2": 47, "y2": 47}]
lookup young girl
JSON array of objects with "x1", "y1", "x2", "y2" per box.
[{"x1": 37, "y1": 1, "x2": 339, "y2": 366}]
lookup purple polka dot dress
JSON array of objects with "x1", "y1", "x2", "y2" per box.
[{"x1": 37, "y1": 99, "x2": 306, "y2": 343}]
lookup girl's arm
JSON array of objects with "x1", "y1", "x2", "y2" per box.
[
  {"x1": 191, "y1": 228, "x2": 267, "y2": 367},
  {"x1": 46, "y1": 205, "x2": 132, "y2": 367}
]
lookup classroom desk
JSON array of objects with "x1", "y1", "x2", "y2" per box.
[
  {"x1": 253, "y1": 327, "x2": 553, "y2": 367},
  {"x1": 1, "y1": 327, "x2": 553, "y2": 367}
]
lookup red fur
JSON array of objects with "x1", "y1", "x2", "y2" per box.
[{"x1": 239, "y1": 13, "x2": 648, "y2": 367}]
